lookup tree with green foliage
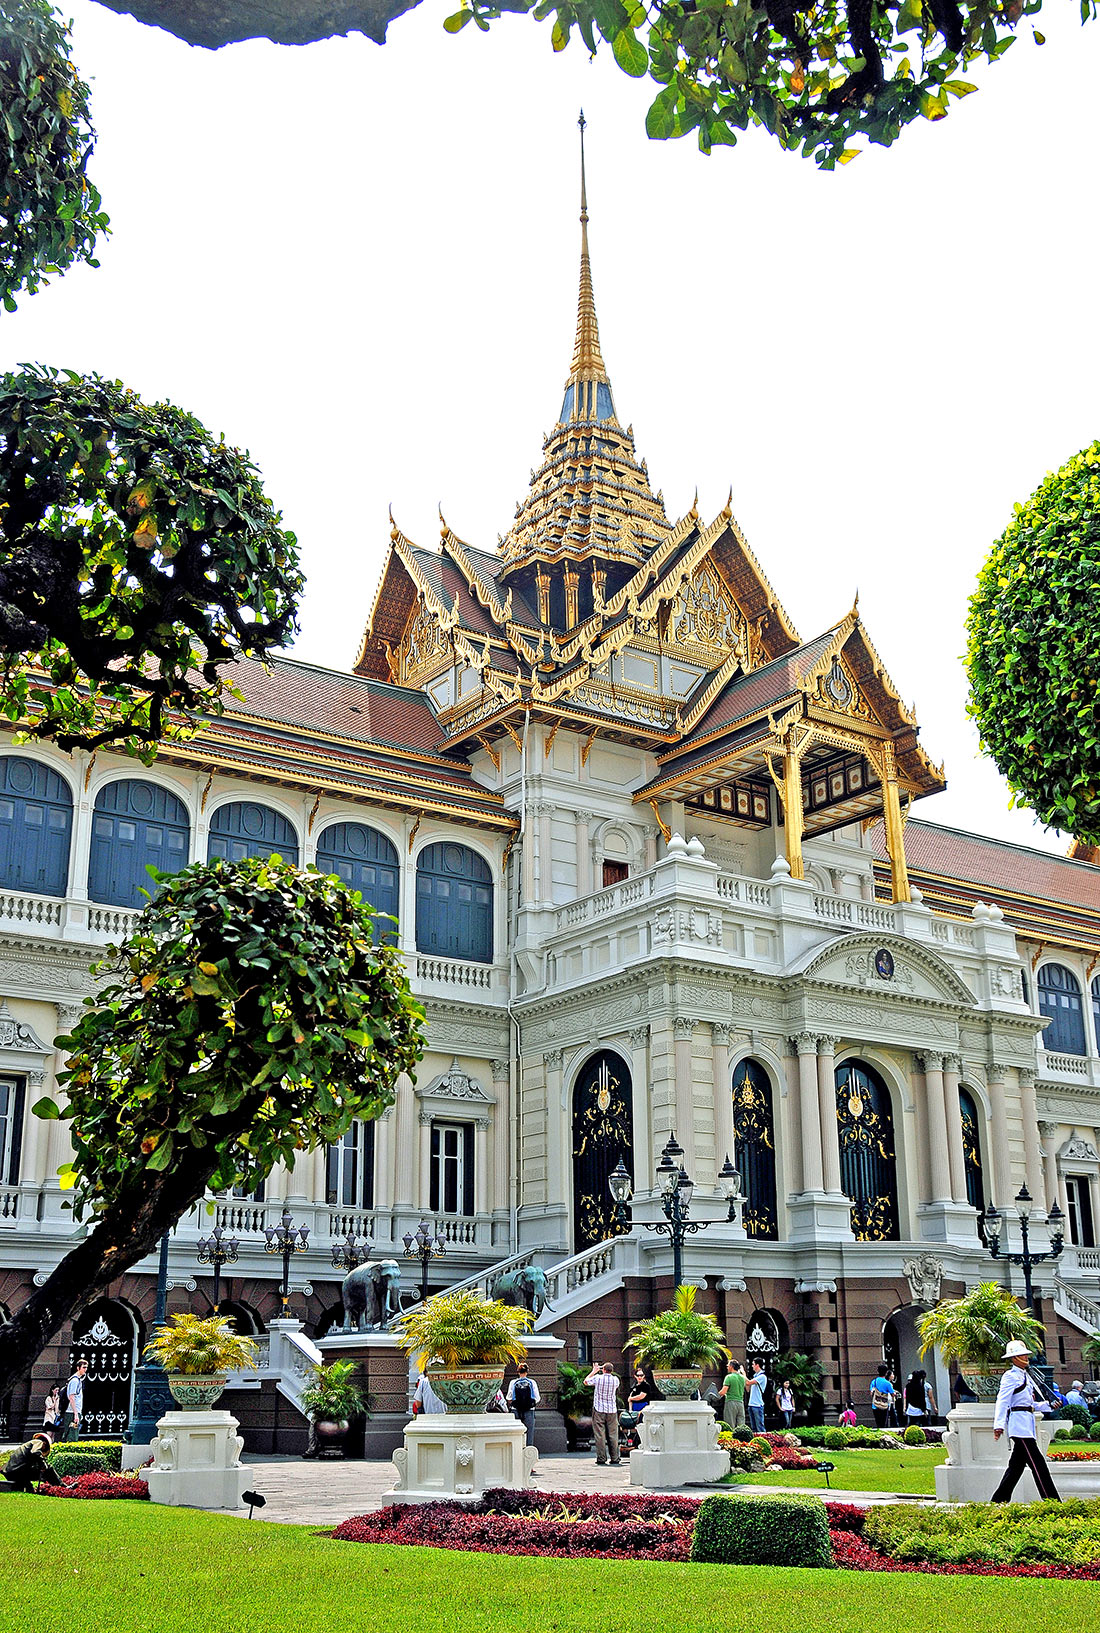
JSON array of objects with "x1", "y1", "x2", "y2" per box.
[
  {"x1": 0, "y1": 365, "x2": 304, "y2": 761},
  {"x1": 0, "y1": 0, "x2": 108, "y2": 307},
  {"x1": 966, "y1": 439, "x2": 1100, "y2": 845},
  {"x1": 0, "y1": 853, "x2": 425, "y2": 1399}
]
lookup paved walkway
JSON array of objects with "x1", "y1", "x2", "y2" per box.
[{"x1": 231, "y1": 1453, "x2": 932, "y2": 1527}]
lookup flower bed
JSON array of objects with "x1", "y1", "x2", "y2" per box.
[
  {"x1": 44, "y1": 1472, "x2": 149, "y2": 1500},
  {"x1": 331, "y1": 1489, "x2": 1100, "y2": 1578},
  {"x1": 1049, "y1": 1448, "x2": 1100, "y2": 1462}
]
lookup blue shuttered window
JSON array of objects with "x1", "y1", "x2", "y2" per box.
[
  {"x1": 0, "y1": 1075, "x2": 26, "y2": 1185},
  {"x1": 1038, "y1": 964, "x2": 1086, "y2": 1056},
  {"x1": 89, "y1": 781, "x2": 189, "y2": 907},
  {"x1": 208, "y1": 801, "x2": 299, "y2": 865},
  {"x1": 415, "y1": 842, "x2": 493, "y2": 963},
  {"x1": 0, "y1": 757, "x2": 72, "y2": 897},
  {"x1": 316, "y1": 823, "x2": 399, "y2": 942}
]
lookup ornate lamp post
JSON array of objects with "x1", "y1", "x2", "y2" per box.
[
  {"x1": 608, "y1": 1136, "x2": 743, "y2": 1286},
  {"x1": 264, "y1": 1207, "x2": 310, "y2": 1320},
  {"x1": 196, "y1": 1223, "x2": 239, "y2": 1312},
  {"x1": 331, "y1": 1229, "x2": 370, "y2": 1273},
  {"x1": 985, "y1": 1184, "x2": 1064, "y2": 1354},
  {"x1": 128, "y1": 1230, "x2": 174, "y2": 1444},
  {"x1": 403, "y1": 1219, "x2": 446, "y2": 1303}
]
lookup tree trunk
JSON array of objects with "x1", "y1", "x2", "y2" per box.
[{"x1": 0, "y1": 1158, "x2": 214, "y2": 1400}]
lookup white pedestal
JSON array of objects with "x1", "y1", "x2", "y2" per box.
[
  {"x1": 787, "y1": 1193, "x2": 855, "y2": 1244},
  {"x1": 935, "y1": 1403, "x2": 1059, "y2": 1503},
  {"x1": 147, "y1": 1410, "x2": 250, "y2": 1510},
  {"x1": 629, "y1": 1401, "x2": 729, "y2": 1489},
  {"x1": 389, "y1": 1413, "x2": 537, "y2": 1504}
]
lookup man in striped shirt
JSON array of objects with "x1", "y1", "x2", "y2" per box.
[{"x1": 585, "y1": 1361, "x2": 622, "y2": 1466}]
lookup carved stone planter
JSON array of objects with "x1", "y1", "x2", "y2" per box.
[
  {"x1": 629, "y1": 1399, "x2": 729, "y2": 1489},
  {"x1": 426, "y1": 1365, "x2": 506, "y2": 1414},
  {"x1": 166, "y1": 1375, "x2": 227, "y2": 1410},
  {"x1": 148, "y1": 1409, "x2": 249, "y2": 1509},
  {"x1": 651, "y1": 1369, "x2": 702, "y2": 1400},
  {"x1": 390, "y1": 1413, "x2": 536, "y2": 1504}
]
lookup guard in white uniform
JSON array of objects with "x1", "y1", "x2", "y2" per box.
[{"x1": 990, "y1": 1338, "x2": 1060, "y2": 1503}]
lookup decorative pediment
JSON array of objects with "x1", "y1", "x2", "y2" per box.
[
  {"x1": 792, "y1": 934, "x2": 976, "y2": 1008},
  {"x1": 415, "y1": 1059, "x2": 495, "y2": 1113},
  {"x1": 0, "y1": 1000, "x2": 52, "y2": 1060},
  {"x1": 1060, "y1": 1137, "x2": 1099, "y2": 1164}
]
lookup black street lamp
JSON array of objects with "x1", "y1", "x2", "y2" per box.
[
  {"x1": 985, "y1": 1184, "x2": 1064, "y2": 1332},
  {"x1": 128, "y1": 1230, "x2": 174, "y2": 1444},
  {"x1": 608, "y1": 1135, "x2": 743, "y2": 1287},
  {"x1": 331, "y1": 1229, "x2": 370, "y2": 1273},
  {"x1": 264, "y1": 1207, "x2": 310, "y2": 1320},
  {"x1": 403, "y1": 1219, "x2": 446, "y2": 1303},
  {"x1": 196, "y1": 1223, "x2": 239, "y2": 1312}
]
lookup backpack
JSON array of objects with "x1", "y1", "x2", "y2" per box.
[
  {"x1": 512, "y1": 1379, "x2": 535, "y2": 1415},
  {"x1": 871, "y1": 1386, "x2": 892, "y2": 1411}
]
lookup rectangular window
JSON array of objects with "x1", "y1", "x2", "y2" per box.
[
  {"x1": 602, "y1": 861, "x2": 629, "y2": 888},
  {"x1": 430, "y1": 1121, "x2": 473, "y2": 1215},
  {"x1": 0, "y1": 1075, "x2": 26, "y2": 1186},
  {"x1": 576, "y1": 1332, "x2": 593, "y2": 1363},
  {"x1": 1066, "y1": 1176, "x2": 1095, "y2": 1247},
  {"x1": 326, "y1": 1121, "x2": 375, "y2": 1211}
]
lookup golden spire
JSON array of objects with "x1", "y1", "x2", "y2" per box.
[{"x1": 566, "y1": 111, "x2": 612, "y2": 399}]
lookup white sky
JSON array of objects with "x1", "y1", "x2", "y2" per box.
[{"x1": 3, "y1": 0, "x2": 1098, "y2": 860}]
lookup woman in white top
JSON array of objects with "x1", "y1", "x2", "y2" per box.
[
  {"x1": 43, "y1": 1386, "x2": 61, "y2": 1429},
  {"x1": 904, "y1": 1370, "x2": 936, "y2": 1423}
]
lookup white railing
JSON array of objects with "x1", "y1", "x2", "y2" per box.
[
  {"x1": 546, "y1": 1237, "x2": 621, "y2": 1299},
  {"x1": 813, "y1": 894, "x2": 854, "y2": 924},
  {"x1": 0, "y1": 889, "x2": 64, "y2": 929},
  {"x1": 1073, "y1": 1248, "x2": 1100, "y2": 1273},
  {"x1": 1054, "y1": 1275, "x2": 1100, "y2": 1333},
  {"x1": 0, "y1": 1186, "x2": 17, "y2": 1224},
  {"x1": 716, "y1": 875, "x2": 772, "y2": 909},
  {"x1": 327, "y1": 1209, "x2": 376, "y2": 1241},
  {"x1": 412, "y1": 954, "x2": 500, "y2": 992},
  {"x1": 398, "y1": 1245, "x2": 540, "y2": 1314},
  {"x1": 435, "y1": 1214, "x2": 479, "y2": 1246},
  {"x1": 86, "y1": 904, "x2": 140, "y2": 937},
  {"x1": 555, "y1": 873, "x2": 656, "y2": 931},
  {"x1": 1044, "y1": 1052, "x2": 1089, "y2": 1077}
]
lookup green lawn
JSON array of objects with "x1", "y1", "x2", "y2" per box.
[
  {"x1": 1, "y1": 1496, "x2": 1094, "y2": 1633},
  {"x1": 726, "y1": 1445, "x2": 944, "y2": 1495}
]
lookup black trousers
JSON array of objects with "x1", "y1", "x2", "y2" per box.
[{"x1": 990, "y1": 1436, "x2": 1061, "y2": 1503}]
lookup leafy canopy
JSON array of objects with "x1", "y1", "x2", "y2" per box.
[
  {"x1": 0, "y1": 1, "x2": 109, "y2": 307},
  {"x1": 966, "y1": 438, "x2": 1100, "y2": 845},
  {"x1": 394, "y1": 1287, "x2": 533, "y2": 1370},
  {"x1": 142, "y1": 1311, "x2": 259, "y2": 1376},
  {"x1": 33, "y1": 854, "x2": 426, "y2": 1219},
  {"x1": 445, "y1": 0, "x2": 1093, "y2": 168},
  {"x1": 0, "y1": 366, "x2": 303, "y2": 761},
  {"x1": 625, "y1": 1283, "x2": 731, "y2": 1369}
]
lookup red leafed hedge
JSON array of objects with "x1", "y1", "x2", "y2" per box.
[{"x1": 44, "y1": 1473, "x2": 149, "y2": 1500}]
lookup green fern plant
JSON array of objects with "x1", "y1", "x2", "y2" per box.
[
  {"x1": 625, "y1": 1285, "x2": 731, "y2": 1371},
  {"x1": 393, "y1": 1288, "x2": 532, "y2": 1371},
  {"x1": 918, "y1": 1282, "x2": 1044, "y2": 1369},
  {"x1": 142, "y1": 1312, "x2": 258, "y2": 1376},
  {"x1": 299, "y1": 1360, "x2": 372, "y2": 1422}
]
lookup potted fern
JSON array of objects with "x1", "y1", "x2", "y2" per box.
[
  {"x1": 394, "y1": 1288, "x2": 532, "y2": 1413},
  {"x1": 918, "y1": 1282, "x2": 1044, "y2": 1399},
  {"x1": 625, "y1": 1285, "x2": 731, "y2": 1399},
  {"x1": 142, "y1": 1312, "x2": 259, "y2": 1410},
  {"x1": 299, "y1": 1360, "x2": 372, "y2": 1458}
]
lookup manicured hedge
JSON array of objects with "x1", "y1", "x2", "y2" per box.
[
  {"x1": 690, "y1": 1494, "x2": 834, "y2": 1568},
  {"x1": 48, "y1": 1443, "x2": 124, "y2": 1478},
  {"x1": 863, "y1": 1498, "x2": 1100, "y2": 1569}
]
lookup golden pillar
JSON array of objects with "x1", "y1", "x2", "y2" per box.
[
  {"x1": 878, "y1": 740, "x2": 911, "y2": 903},
  {"x1": 782, "y1": 730, "x2": 805, "y2": 880}
]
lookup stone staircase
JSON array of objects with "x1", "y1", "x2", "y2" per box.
[{"x1": 1053, "y1": 1274, "x2": 1100, "y2": 1339}]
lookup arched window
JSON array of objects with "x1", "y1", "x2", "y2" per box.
[
  {"x1": 1038, "y1": 963, "x2": 1086, "y2": 1056},
  {"x1": 958, "y1": 1086, "x2": 984, "y2": 1212},
  {"x1": 316, "y1": 823, "x2": 399, "y2": 942},
  {"x1": 415, "y1": 842, "x2": 493, "y2": 963},
  {"x1": 0, "y1": 757, "x2": 72, "y2": 897},
  {"x1": 208, "y1": 801, "x2": 299, "y2": 865},
  {"x1": 731, "y1": 1059, "x2": 777, "y2": 1240},
  {"x1": 834, "y1": 1060, "x2": 899, "y2": 1241},
  {"x1": 571, "y1": 1050, "x2": 633, "y2": 1252},
  {"x1": 89, "y1": 781, "x2": 189, "y2": 907}
]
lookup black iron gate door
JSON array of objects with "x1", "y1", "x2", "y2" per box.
[{"x1": 69, "y1": 1301, "x2": 137, "y2": 1437}]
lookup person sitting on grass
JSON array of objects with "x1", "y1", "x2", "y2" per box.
[{"x1": 2, "y1": 1428, "x2": 63, "y2": 1493}]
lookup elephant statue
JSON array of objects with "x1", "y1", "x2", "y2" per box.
[
  {"x1": 490, "y1": 1264, "x2": 551, "y2": 1319},
  {"x1": 341, "y1": 1259, "x2": 402, "y2": 1332}
]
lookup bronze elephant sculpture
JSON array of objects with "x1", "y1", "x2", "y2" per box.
[
  {"x1": 490, "y1": 1264, "x2": 550, "y2": 1319},
  {"x1": 341, "y1": 1258, "x2": 401, "y2": 1332}
]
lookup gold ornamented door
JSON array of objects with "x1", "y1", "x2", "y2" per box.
[{"x1": 571, "y1": 1051, "x2": 633, "y2": 1252}]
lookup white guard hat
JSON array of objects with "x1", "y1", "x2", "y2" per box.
[{"x1": 1002, "y1": 1339, "x2": 1031, "y2": 1360}]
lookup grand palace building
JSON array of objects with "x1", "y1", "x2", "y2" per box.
[{"x1": 1, "y1": 145, "x2": 1099, "y2": 1446}]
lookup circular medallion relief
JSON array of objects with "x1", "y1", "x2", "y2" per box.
[{"x1": 874, "y1": 947, "x2": 895, "y2": 980}]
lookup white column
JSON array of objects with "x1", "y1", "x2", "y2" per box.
[
  {"x1": 373, "y1": 1106, "x2": 394, "y2": 1211},
  {"x1": 399, "y1": 817, "x2": 418, "y2": 953},
  {"x1": 673, "y1": 1018, "x2": 697, "y2": 1165},
  {"x1": 1018, "y1": 1069, "x2": 1046, "y2": 1207},
  {"x1": 575, "y1": 810, "x2": 593, "y2": 897},
  {"x1": 629, "y1": 1027, "x2": 652, "y2": 1189},
  {"x1": 912, "y1": 1057, "x2": 932, "y2": 1205},
  {"x1": 920, "y1": 1052, "x2": 952, "y2": 1204},
  {"x1": 418, "y1": 1110, "x2": 433, "y2": 1213},
  {"x1": 712, "y1": 1025, "x2": 735, "y2": 1172},
  {"x1": 474, "y1": 1118, "x2": 490, "y2": 1216},
  {"x1": 538, "y1": 802, "x2": 554, "y2": 906},
  {"x1": 793, "y1": 1033, "x2": 823, "y2": 1193},
  {"x1": 543, "y1": 1050, "x2": 566, "y2": 1204},
  {"x1": 491, "y1": 1059, "x2": 510, "y2": 1216},
  {"x1": 987, "y1": 1065, "x2": 1013, "y2": 1209},
  {"x1": 816, "y1": 1036, "x2": 842, "y2": 1194},
  {"x1": 393, "y1": 1073, "x2": 416, "y2": 1207},
  {"x1": 943, "y1": 1054, "x2": 969, "y2": 1205},
  {"x1": 1039, "y1": 1122, "x2": 1061, "y2": 1219}
]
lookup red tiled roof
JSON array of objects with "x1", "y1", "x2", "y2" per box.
[
  {"x1": 869, "y1": 819, "x2": 1100, "y2": 916},
  {"x1": 223, "y1": 654, "x2": 449, "y2": 757}
]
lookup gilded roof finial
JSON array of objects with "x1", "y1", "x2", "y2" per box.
[{"x1": 567, "y1": 110, "x2": 611, "y2": 395}]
